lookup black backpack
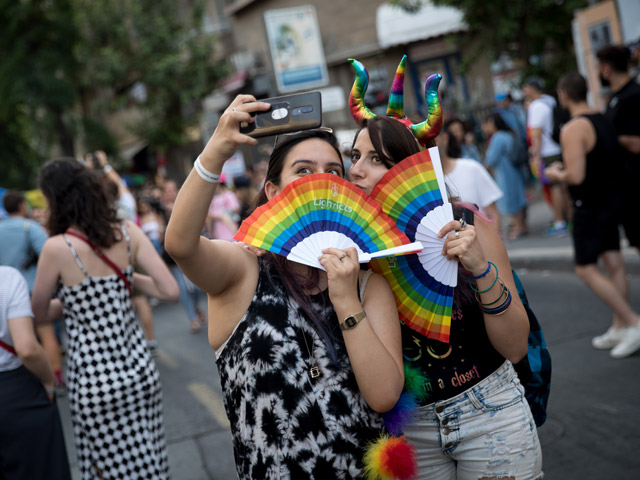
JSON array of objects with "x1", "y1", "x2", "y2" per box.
[{"x1": 511, "y1": 269, "x2": 552, "y2": 427}]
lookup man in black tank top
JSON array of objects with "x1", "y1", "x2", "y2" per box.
[{"x1": 545, "y1": 72, "x2": 640, "y2": 360}]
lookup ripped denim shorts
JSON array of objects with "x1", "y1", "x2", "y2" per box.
[{"x1": 404, "y1": 361, "x2": 543, "y2": 480}]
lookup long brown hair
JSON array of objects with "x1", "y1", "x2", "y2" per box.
[
  {"x1": 250, "y1": 129, "x2": 346, "y2": 363},
  {"x1": 38, "y1": 158, "x2": 121, "y2": 247}
]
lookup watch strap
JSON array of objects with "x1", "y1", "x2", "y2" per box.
[{"x1": 339, "y1": 310, "x2": 367, "y2": 331}]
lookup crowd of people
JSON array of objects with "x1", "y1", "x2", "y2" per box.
[{"x1": 0, "y1": 41, "x2": 638, "y2": 479}]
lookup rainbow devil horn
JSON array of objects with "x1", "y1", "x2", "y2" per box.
[
  {"x1": 386, "y1": 55, "x2": 407, "y2": 119},
  {"x1": 348, "y1": 58, "x2": 377, "y2": 125},
  {"x1": 410, "y1": 73, "x2": 444, "y2": 146}
]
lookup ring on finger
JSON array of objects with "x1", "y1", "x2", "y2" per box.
[{"x1": 455, "y1": 231, "x2": 460, "y2": 239}]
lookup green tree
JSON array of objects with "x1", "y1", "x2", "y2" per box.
[
  {"x1": 73, "y1": 0, "x2": 227, "y2": 158},
  {"x1": 0, "y1": 0, "x2": 79, "y2": 189},
  {"x1": 0, "y1": 0, "x2": 226, "y2": 189},
  {"x1": 430, "y1": 0, "x2": 588, "y2": 86}
]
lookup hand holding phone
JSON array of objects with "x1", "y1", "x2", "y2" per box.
[{"x1": 239, "y1": 91, "x2": 322, "y2": 138}]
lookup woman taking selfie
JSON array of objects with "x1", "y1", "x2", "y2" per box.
[{"x1": 165, "y1": 95, "x2": 404, "y2": 478}]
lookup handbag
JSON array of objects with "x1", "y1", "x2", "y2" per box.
[{"x1": 65, "y1": 231, "x2": 132, "y2": 294}]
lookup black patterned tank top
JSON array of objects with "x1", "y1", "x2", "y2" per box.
[{"x1": 216, "y1": 259, "x2": 383, "y2": 479}]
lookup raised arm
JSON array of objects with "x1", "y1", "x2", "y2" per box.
[
  {"x1": 164, "y1": 95, "x2": 270, "y2": 295},
  {"x1": 320, "y1": 247, "x2": 404, "y2": 412}
]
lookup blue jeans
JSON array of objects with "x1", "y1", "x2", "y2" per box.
[
  {"x1": 170, "y1": 264, "x2": 204, "y2": 323},
  {"x1": 404, "y1": 361, "x2": 543, "y2": 479}
]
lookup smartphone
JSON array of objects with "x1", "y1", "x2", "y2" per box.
[{"x1": 239, "y1": 91, "x2": 322, "y2": 138}]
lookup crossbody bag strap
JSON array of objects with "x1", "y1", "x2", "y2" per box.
[
  {"x1": 65, "y1": 231, "x2": 132, "y2": 294},
  {"x1": 0, "y1": 339, "x2": 17, "y2": 356}
]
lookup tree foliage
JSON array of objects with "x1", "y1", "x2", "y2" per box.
[
  {"x1": 0, "y1": 0, "x2": 226, "y2": 189},
  {"x1": 431, "y1": 0, "x2": 587, "y2": 84},
  {"x1": 73, "y1": 0, "x2": 227, "y2": 154},
  {"x1": 0, "y1": 0, "x2": 79, "y2": 189}
]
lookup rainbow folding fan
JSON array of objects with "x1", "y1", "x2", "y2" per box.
[
  {"x1": 370, "y1": 147, "x2": 457, "y2": 343},
  {"x1": 234, "y1": 174, "x2": 422, "y2": 270}
]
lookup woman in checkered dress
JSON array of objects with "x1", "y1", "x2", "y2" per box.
[{"x1": 31, "y1": 159, "x2": 179, "y2": 479}]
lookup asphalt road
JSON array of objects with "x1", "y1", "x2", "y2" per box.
[{"x1": 55, "y1": 265, "x2": 640, "y2": 480}]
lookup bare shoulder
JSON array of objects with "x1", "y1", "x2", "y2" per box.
[{"x1": 360, "y1": 270, "x2": 394, "y2": 299}]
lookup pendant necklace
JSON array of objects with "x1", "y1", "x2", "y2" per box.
[{"x1": 300, "y1": 327, "x2": 322, "y2": 380}]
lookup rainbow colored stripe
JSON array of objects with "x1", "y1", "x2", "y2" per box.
[
  {"x1": 235, "y1": 174, "x2": 411, "y2": 261},
  {"x1": 386, "y1": 55, "x2": 406, "y2": 119},
  {"x1": 370, "y1": 149, "x2": 455, "y2": 342}
]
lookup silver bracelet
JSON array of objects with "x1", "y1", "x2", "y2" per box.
[
  {"x1": 194, "y1": 156, "x2": 220, "y2": 184},
  {"x1": 103, "y1": 164, "x2": 113, "y2": 173}
]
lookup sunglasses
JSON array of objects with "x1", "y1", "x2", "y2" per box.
[{"x1": 273, "y1": 127, "x2": 334, "y2": 148}]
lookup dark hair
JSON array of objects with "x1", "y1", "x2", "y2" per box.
[
  {"x1": 557, "y1": 72, "x2": 587, "y2": 102},
  {"x1": 596, "y1": 44, "x2": 631, "y2": 73},
  {"x1": 351, "y1": 116, "x2": 424, "y2": 169},
  {"x1": 250, "y1": 129, "x2": 345, "y2": 363},
  {"x1": 522, "y1": 76, "x2": 545, "y2": 91},
  {"x1": 443, "y1": 121, "x2": 463, "y2": 158},
  {"x1": 484, "y1": 112, "x2": 513, "y2": 133},
  {"x1": 38, "y1": 158, "x2": 121, "y2": 247},
  {"x1": 2, "y1": 191, "x2": 26, "y2": 214}
]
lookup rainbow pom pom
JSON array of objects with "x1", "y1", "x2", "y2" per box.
[
  {"x1": 364, "y1": 435, "x2": 417, "y2": 480},
  {"x1": 383, "y1": 390, "x2": 418, "y2": 436}
]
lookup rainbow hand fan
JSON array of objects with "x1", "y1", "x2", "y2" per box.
[
  {"x1": 370, "y1": 147, "x2": 457, "y2": 343},
  {"x1": 234, "y1": 174, "x2": 422, "y2": 270}
]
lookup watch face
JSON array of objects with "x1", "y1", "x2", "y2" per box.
[{"x1": 345, "y1": 316, "x2": 357, "y2": 328}]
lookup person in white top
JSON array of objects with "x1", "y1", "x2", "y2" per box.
[
  {"x1": 0, "y1": 266, "x2": 71, "y2": 478},
  {"x1": 436, "y1": 124, "x2": 503, "y2": 231},
  {"x1": 522, "y1": 77, "x2": 571, "y2": 237}
]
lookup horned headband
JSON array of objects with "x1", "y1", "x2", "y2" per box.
[{"x1": 348, "y1": 55, "x2": 443, "y2": 145}]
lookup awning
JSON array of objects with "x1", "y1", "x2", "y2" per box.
[{"x1": 376, "y1": 1, "x2": 466, "y2": 48}]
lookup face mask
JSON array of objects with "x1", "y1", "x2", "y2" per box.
[{"x1": 599, "y1": 74, "x2": 610, "y2": 87}]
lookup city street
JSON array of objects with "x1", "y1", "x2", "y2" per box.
[{"x1": 56, "y1": 201, "x2": 640, "y2": 479}]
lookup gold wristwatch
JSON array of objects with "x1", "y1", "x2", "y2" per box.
[{"x1": 339, "y1": 311, "x2": 366, "y2": 331}]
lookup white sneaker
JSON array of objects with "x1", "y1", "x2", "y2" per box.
[
  {"x1": 592, "y1": 327, "x2": 626, "y2": 350},
  {"x1": 610, "y1": 323, "x2": 640, "y2": 359}
]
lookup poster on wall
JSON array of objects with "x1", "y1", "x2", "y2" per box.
[{"x1": 264, "y1": 5, "x2": 329, "y2": 93}]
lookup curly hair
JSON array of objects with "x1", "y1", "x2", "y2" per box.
[{"x1": 38, "y1": 158, "x2": 121, "y2": 248}]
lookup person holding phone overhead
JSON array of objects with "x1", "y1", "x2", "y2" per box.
[
  {"x1": 346, "y1": 56, "x2": 542, "y2": 479},
  {"x1": 165, "y1": 94, "x2": 404, "y2": 478}
]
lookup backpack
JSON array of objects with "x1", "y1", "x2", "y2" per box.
[
  {"x1": 511, "y1": 268, "x2": 552, "y2": 427},
  {"x1": 509, "y1": 134, "x2": 529, "y2": 167}
]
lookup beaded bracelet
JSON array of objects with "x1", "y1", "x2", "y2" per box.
[
  {"x1": 473, "y1": 261, "x2": 494, "y2": 280},
  {"x1": 194, "y1": 155, "x2": 221, "y2": 183},
  {"x1": 469, "y1": 263, "x2": 498, "y2": 293}
]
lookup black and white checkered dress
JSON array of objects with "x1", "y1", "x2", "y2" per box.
[{"x1": 59, "y1": 226, "x2": 169, "y2": 479}]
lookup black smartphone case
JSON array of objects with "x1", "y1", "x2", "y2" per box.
[{"x1": 240, "y1": 91, "x2": 322, "y2": 138}]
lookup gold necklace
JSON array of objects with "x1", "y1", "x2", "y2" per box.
[{"x1": 300, "y1": 327, "x2": 322, "y2": 380}]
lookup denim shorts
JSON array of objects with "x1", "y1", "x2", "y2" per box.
[{"x1": 404, "y1": 361, "x2": 543, "y2": 479}]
